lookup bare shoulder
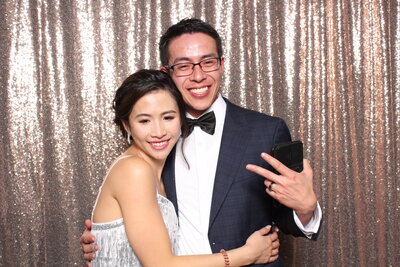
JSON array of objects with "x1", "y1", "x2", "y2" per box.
[{"x1": 106, "y1": 156, "x2": 156, "y2": 193}]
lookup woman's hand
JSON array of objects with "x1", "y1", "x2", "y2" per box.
[
  {"x1": 243, "y1": 225, "x2": 280, "y2": 264},
  {"x1": 79, "y1": 219, "x2": 98, "y2": 266}
]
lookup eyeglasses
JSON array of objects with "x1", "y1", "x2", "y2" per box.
[{"x1": 167, "y1": 57, "x2": 221, "y2": 77}]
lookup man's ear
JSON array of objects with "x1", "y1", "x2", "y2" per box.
[
  {"x1": 160, "y1": 66, "x2": 168, "y2": 73},
  {"x1": 220, "y1": 57, "x2": 225, "y2": 72}
]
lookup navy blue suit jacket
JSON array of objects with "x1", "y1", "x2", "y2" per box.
[{"x1": 163, "y1": 98, "x2": 314, "y2": 266}]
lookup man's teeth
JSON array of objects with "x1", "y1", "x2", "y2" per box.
[
  {"x1": 190, "y1": 87, "x2": 208, "y2": 94},
  {"x1": 152, "y1": 141, "x2": 167, "y2": 147}
]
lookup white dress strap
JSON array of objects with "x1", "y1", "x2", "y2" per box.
[{"x1": 91, "y1": 155, "x2": 135, "y2": 220}]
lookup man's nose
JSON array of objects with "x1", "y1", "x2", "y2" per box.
[{"x1": 190, "y1": 64, "x2": 206, "y2": 82}]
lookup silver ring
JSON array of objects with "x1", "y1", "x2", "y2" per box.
[{"x1": 268, "y1": 182, "x2": 275, "y2": 191}]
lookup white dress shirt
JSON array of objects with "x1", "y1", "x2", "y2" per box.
[{"x1": 175, "y1": 94, "x2": 321, "y2": 255}]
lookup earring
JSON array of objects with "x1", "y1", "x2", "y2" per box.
[{"x1": 127, "y1": 133, "x2": 131, "y2": 144}]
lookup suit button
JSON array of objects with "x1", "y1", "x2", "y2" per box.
[{"x1": 212, "y1": 242, "x2": 215, "y2": 246}]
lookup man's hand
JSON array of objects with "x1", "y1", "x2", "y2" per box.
[
  {"x1": 80, "y1": 219, "x2": 98, "y2": 266},
  {"x1": 246, "y1": 153, "x2": 317, "y2": 226}
]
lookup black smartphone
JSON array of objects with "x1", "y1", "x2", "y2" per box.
[{"x1": 271, "y1": 140, "x2": 304, "y2": 174}]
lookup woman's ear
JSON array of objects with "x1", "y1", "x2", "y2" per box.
[
  {"x1": 122, "y1": 120, "x2": 131, "y2": 136},
  {"x1": 122, "y1": 120, "x2": 132, "y2": 144}
]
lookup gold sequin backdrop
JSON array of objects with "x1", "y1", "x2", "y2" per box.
[{"x1": 0, "y1": 0, "x2": 399, "y2": 266}]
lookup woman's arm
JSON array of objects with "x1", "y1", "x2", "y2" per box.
[{"x1": 110, "y1": 157, "x2": 278, "y2": 267}]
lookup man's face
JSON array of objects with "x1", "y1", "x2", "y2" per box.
[{"x1": 166, "y1": 33, "x2": 224, "y2": 118}]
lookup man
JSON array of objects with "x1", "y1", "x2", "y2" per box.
[{"x1": 81, "y1": 18, "x2": 321, "y2": 266}]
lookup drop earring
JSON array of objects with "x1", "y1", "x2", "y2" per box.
[{"x1": 127, "y1": 132, "x2": 132, "y2": 144}]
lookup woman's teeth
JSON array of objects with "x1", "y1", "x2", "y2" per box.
[{"x1": 152, "y1": 141, "x2": 167, "y2": 147}]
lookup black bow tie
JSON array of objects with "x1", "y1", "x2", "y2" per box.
[{"x1": 187, "y1": 111, "x2": 216, "y2": 135}]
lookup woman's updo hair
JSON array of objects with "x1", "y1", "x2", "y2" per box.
[{"x1": 113, "y1": 69, "x2": 189, "y2": 139}]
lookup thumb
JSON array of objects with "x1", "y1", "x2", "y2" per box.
[
  {"x1": 303, "y1": 159, "x2": 313, "y2": 175},
  {"x1": 258, "y1": 225, "x2": 271, "y2": 235},
  {"x1": 85, "y1": 219, "x2": 92, "y2": 231}
]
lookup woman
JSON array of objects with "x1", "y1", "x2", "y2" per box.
[{"x1": 91, "y1": 69, "x2": 279, "y2": 266}]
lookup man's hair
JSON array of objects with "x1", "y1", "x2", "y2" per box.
[{"x1": 159, "y1": 18, "x2": 223, "y2": 66}]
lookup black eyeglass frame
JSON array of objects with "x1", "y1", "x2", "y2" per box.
[{"x1": 166, "y1": 57, "x2": 222, "y2": 77}]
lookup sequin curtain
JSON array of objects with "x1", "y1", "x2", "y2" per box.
[{"x1": 0, "y1": 0, "x2": 399, "y2": 266}]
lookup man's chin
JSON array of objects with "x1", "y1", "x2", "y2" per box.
[{"x1": 186, "y1": 106, "x2": 210, "y2": 117}]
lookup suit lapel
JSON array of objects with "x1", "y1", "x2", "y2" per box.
[
  {"x1": 163, "y1": 100, "x2": 251, "y2": 223},
  {"x1": 209, "y1": 100, "x2": 251, "y2": 228},
  {"x1": 162, "y1": 147, "x2": 179, "y2": 215}
]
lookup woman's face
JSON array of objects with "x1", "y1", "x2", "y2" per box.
[{"x1": 126, "y1": 89, "x2": 181, "y2": 161}]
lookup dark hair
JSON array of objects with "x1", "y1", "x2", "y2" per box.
[
  {"x1": 113, "y1": 69, "x2": 189, "y2": 140},
  {"x1": 159, "y1": 18, "x2": 223, "y2": 66}
]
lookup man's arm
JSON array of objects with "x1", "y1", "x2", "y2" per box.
[{"x1": 80, "y1": 219, "x2": 98, "y2": 266}]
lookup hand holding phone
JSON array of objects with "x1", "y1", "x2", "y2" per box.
[
  {"x1": 246, "y1": 141, "x2": 318, "y2": 223},
  {"x1": 271, "y1": 141, "x2": 303, "y2": 174}
]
